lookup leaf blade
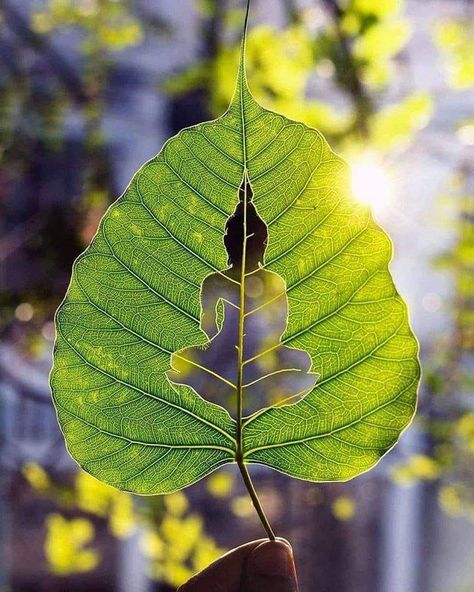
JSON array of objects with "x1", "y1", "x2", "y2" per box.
[{"x1": 51, "y1": 41, "x2": 420, "y2": 494}]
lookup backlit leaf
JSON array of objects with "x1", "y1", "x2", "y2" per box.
[{"x1": 51, "y1": 9, "x2": 419, "y2": 502}]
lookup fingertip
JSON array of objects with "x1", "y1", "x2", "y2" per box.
[
  {"x1": 177, "y1": 539, "x2": 266, "y2": 592},
  {"x1": 275, "y1": 537, "x2": 293, "y2": 550},
  {"x1": 247, "y1": 540, "x2": 295, "y2": 578},
  {"x1": 242, "y1": 540, "x2": 298, "y2": 592}
]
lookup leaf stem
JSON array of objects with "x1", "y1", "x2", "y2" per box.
[{"x1": 237, "y1": 456, "x2": 276, "y2": 540}]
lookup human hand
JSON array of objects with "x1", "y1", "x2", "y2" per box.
[{"x1": 178, "y1": 539, "x2": 299, "y2": 592}]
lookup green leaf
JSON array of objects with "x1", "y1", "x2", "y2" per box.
[{"x1": 51, "y1": 10, "x2": 419, "y2": 499}]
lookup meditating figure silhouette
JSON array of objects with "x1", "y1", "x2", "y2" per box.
[{"x1": 167, "y1": 177, "x2": 317, "y2": 416}]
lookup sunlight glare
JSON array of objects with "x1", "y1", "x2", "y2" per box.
[{"x1": 351, "y1": 154, "x2": 395, "y2": 210}]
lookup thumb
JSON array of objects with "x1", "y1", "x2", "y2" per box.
[{"x1": 240, "y1": 540, "x2": 299, "y2": 592}]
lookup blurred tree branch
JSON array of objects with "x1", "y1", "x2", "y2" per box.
[
  {"x1": 320, "y1": 0, "x2": 372, "y2": 136},
  {"x1": 0, "y1": 0, "x2": 90, "y2": 105},
  {"x1": 282, "y1": 0, "x2": 301, "y2": 24}
]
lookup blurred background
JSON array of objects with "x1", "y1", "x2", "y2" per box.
[{"x1": 1, "y1": 0, "x2": 474, "y2": 590}]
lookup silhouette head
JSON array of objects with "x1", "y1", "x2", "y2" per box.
[{"x1": 224, "y1": 177, "x2": 268, "y2": 270}]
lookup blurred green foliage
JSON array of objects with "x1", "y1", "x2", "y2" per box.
[
  {"x1": 32, "y1": 0, "x2": 143, "y2": 52},
  {"x1": 391, "y1": 21, "x2": 474, "y2": 518},
  {"x1": 435, "y1": 19, "x2": 474, "y2": 89},
  {"x1": 166, "y1": 0, "x2": 432, "y2": 150}
]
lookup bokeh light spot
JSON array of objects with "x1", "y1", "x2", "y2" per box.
[
  {"x1": 422, "y1": 292, "x2": 442, "y2": 313},
  {"x1": 457, "y1": 123, "x2": 474, "y2": 145},
  {"x1": 42, "y1": 322, "x2": 56, "y2": 341},
  {"x1": 15, "y1": 302, "x2": 34, "y2": 322},
  {"x1": 332, "y1": 495, "x2": 356, "y2": 521}
]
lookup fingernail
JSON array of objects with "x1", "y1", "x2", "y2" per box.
[{"x1": 250, "y1": 541, "x2": 295, "y2": 578}]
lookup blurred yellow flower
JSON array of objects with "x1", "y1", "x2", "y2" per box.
[
  {"x1": 141, "y1": 531, "x2": 165, "y2": 560},
  {"x1": 45, "y1": 514, "x2": 99, "y2": 576},
  {"x1": 438, "y1": 485, "x2": 463, "y2": 517},
  {"x1": 192, "y1": 535, "x2": 225, "y2": 573},
  {"x1": 109, "y1": 492, "x2": 135, "y2": 538},
  {"x1": 164, "y1": 491, "x2": 190, "y2": 517},
  {"x1": 332, "y1": 496, "x2": 356, "y2": 521},
  {"x1": 231, "y1": 495, "x2": 254, "y2": 518},
  {"x1": 76, "y1": 471, "x2": 114, "y2": 516},
  {"x1": 161, "y1": 514, "x2": 203, "y2": 563},
  {"x1": 206, "y1": 472, "x2": 235, "y2": 498},
  {"x1": 22, "y1": 463, "x2": 50, "y2": 491},
  {"x1": 391, "y1": 454, "x2": 440, "y2": 486}
]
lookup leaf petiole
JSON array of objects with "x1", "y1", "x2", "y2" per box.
[{"x1": 237, "y1": 455, "x2": 276, "y2": 541}]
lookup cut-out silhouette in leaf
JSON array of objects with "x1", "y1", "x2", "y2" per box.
[
  {"x1": 51, "y1": 1, "x2": 420, "y2": 539},
  {"x1": 167, "y1": 175, "x2": 318, "y2": 416}
]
